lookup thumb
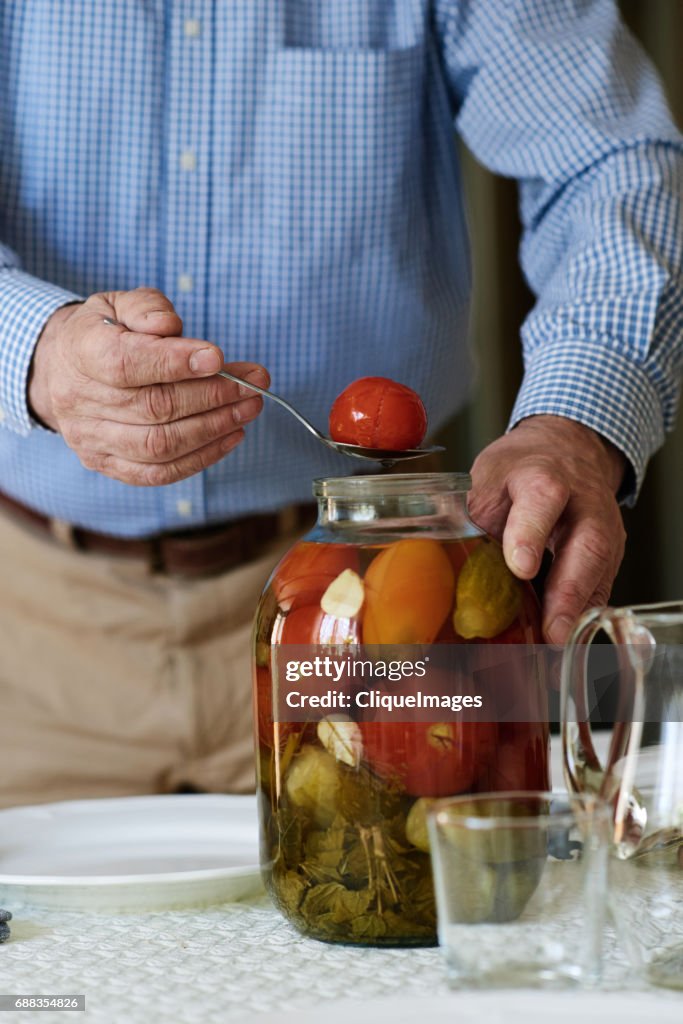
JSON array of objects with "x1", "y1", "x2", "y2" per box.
[{"x1": 108, "y1": 287, "x2": 183, "y2": 337}]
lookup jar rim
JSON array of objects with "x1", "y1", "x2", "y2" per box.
[{"x1": 313, "y1": 472, "x2": 471, "y2": 498}]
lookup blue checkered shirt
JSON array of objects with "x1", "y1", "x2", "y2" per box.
[{"x1": 1, "y1": 0, "x2": 682, "y2": 536}]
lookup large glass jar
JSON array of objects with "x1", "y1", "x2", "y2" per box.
[{"x1": 253, "y1": 474, "x2": 549, "y2": 946}]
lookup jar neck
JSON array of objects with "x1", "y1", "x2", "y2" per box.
[
  {"x1": 311, "y1": 475, "x2": 479, "y2": 542},
  {"x1": 319, "y1": 489, "x2": 469, "y2": 525}
]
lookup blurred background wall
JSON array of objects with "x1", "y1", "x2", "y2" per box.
[{"x1": 440, "y1": 0, "x2": 683, "y2": 605}]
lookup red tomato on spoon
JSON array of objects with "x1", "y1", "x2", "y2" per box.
[{"x1": 329, "y1": 377, "x2": 427, "y2": 450}]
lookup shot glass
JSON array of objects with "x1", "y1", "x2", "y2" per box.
[{"x1": 427, "y1": 792, "x2": 610, "y2": 988}]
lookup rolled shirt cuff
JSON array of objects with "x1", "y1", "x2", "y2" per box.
[
  {"x1": 0, "y1": 269, "x2": 82, "y2": 435},
  {"x1": 508, "y1": 340, "x2": 664, "y2": 506}
]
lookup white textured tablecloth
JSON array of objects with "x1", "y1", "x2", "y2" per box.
[
  {"x1": 2, "y1": 740, "x2": 681, "y2": 1022},
  {"x1": 1, "y1": 894, "x2": 680, "y2": 1024}
]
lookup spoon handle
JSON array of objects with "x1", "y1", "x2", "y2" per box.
[{"x1": 216, "y1": 369, "x2": 324, "y2": 443}]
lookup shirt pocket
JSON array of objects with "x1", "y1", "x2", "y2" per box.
[
  {"x1": 254, "y1": 43, "x2": 426, "y2": 256},
  {"x1": 282, "y1": 0, "x2": 420, "y2": 52}
]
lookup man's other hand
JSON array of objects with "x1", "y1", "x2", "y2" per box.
[
  {"x1": 468, "y1": 415, "x2": 627, "y2": 644},
  {"x1": 28, "y1": 288, "x2": 268, "y2": 486}
]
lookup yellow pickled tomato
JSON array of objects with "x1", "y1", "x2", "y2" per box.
[
  {"x1": 452, "y1": 539, "x2": 521, "y2": 640},
  {"x1": 363, "y1": 538, "x2": 455, "y2": 645}
]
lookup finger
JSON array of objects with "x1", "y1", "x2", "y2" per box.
[
  {"x1": 468, "y1": 454, "x2": 511, "y2": 540},
  {"x1": 69, "y1": 363, "x2": 270, "y2": 425},
  {"x1": 502, "y1": 470, "x2": 570, "y2": 579},
  {"x1": 91, "y1": 288, "x2": 183, "y2": 337},
  {"x1": 467, "y1": 485, "x2": 510, "y2": 542},
  {"x1": 116, "y1": 364, "x2": 270, "y2": 424},
  {"x1": 542, "y1": 524, "x2": 616, "y2": 644},
  {"x1": 79, "y1": 429, "x2": 246, "y2": 487},
  {"x1": 543, "y1": 572, "x2": 613, "y2": 671},
  {"x1": 65, "y1": 395, "x2": 262, "y2": 464},
  {"x1": 77, "y1": 321, "x2": 228, "y2": 387}
]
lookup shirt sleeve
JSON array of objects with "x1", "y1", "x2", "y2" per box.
[
  {"x1": 435, "y1": 0, "x2": 683, "y2": 503},
  {"x1": 0, "y1": 245, "x2": 82, "y2": 436}
]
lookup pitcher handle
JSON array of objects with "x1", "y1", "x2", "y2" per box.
[{"x1": 561, "y1": 606, "x2": 649, "y2": 844}]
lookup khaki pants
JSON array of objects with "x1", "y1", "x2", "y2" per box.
[{"x1": 0, "y1": 510, "x2": 292, "y2": 809}]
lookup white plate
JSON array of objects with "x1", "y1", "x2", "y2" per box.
[{"x1": 0, "y1": 794, "x2": 263, "y2": 911}]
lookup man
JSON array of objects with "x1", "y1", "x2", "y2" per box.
[{"x1": 0, "y1": 1, "x2": 681, "y2": 807}]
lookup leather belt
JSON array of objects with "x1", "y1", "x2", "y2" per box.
[{"x1": 0, "y1": 489, "x2": 316, "y2": 578}]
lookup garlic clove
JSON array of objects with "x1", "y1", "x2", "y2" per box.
[
  {"x1": 317, "y1": 715, "x2": 363, "y2": 768},
  {"x1": 320, "y1": 568, "x2": 365, "y2": 619}
]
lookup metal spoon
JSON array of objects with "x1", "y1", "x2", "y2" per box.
[{"x1": 102, "y1": 317, "x2": 444, "y2": 467}]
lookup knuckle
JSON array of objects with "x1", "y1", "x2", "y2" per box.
[
  {"x1": 145, "y1": 461, "x2": 179, "y2": 487},
  {"x1": 554, "y1": 578, "x2": 588, "y2": 610},
  {"x1": 133, "y1": 285, "x2": 162, "y2": 299},
  {"x1": 581, "y1": 527, "x2": 612, "y2": 567},
  {"x1": 591, "y1": 584, "x2": 612, "y2": 607},
  {"x1": 100, "y1": 341, "x2": 129, "y2": 387},
  {"x1": 52, "y1": 381, "x2": 77, "y2": 414},
  {"x1": 528, "y1": 472, "x2": 569, "y2": 509},
  {"x1": 144, "y1": 423, "x2": 176, "y2": 462},
  {"x1": 63, "y1": 420, "x2": 84, "y2": 449},
  {"x1": 141, "y1": 383, "x2": 176, "y2": 423},
  {"x1": 243, "y1": 394, "x2": 263, "y2": 417},
  {"x1": 205, "y1": 376, "x2": 236, "y2": 409},
  {"x1": 80, "y1": 450, "x2": 107, "y2": 474}
]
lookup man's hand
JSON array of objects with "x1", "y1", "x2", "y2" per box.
[
  {"x1": 28, "y1": 288, "x2": 268, "y2": 486},
  {"x1": 468, "y1": 415, "x2": 627, "y2": 644}
]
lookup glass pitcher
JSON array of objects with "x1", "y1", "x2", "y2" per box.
[
  {"x1": 561, "y1": 602, "x2": 683, "y2": 987},
  {"x1": 253, "y1": 473, "x2": 550, "y2": 947}
]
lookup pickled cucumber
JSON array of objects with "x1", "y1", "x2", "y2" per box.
[{"x1": 453, "y1": 540, "x2": 521, "y2": 639}]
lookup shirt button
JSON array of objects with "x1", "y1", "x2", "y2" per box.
[
  {"x1": 180, "y1": 150, "x2": 197, "y2": 172},
  {"x1": 176, "y1": 499, "x2": 193, "y2": 518},
  {"x1": 184, "y1": 18, "x2": 201, "y2": 39},
  {"x1": 178, "y1": 274, "x2": 194, "y2": 293}
]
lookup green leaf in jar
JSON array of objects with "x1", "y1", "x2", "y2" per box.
[
  {"x1": 277, "y1": 810, "x2": 303, "y2": 869},
  {"x1": 377, "y1": 909, "x2": 436, "y2": 939},
  {"x1": 337, "y1": 761, "x2": 407, "y2": 825},
  {"x1": 305, "y1": 824, "x2": 347, "y2": 864},
  {"x1": 339, "y1": 835, "x2": 372, "y2": 884},
  {"x1": 303, "y1": 825, "x2": 348, "y2": 883},
  {"x1": 407, "y1": 868, "x2": 437, "y2": 912},
  {"x1": 351, "y1": 914, "x2": 389, "y2": 940},
  {"x1": 275, "y1": 871, "x2": 309, "y2": 915},
  {"x1": 302, "y1": 882, "x2": 373, "y2": 924}
]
